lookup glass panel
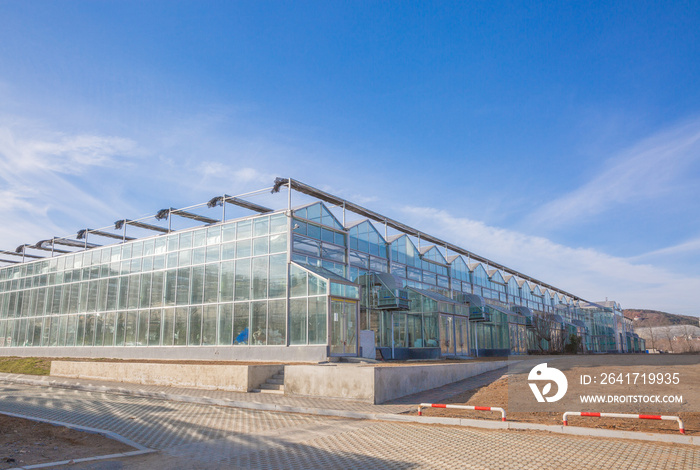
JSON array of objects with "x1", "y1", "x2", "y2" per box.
[
  {"x1": 290, "y1": 298, "x2": 307, "y2": 345},
  {"x1": 235, "y1": 259, "x2": 250, "y2": 300},
  {"x1": 164, "y1": 270, "x2": 176, "y2": 306},
  {"x1": 251, "y1": 301, "x2": 267, "y2": 345},
  {"x1": 115, "y1": 311, "x2": 126, "y2": 346},
  {"x1": 190, "y1": 266, "x2": 204, "y2": 304},
  {"x1": 267, "y1": 299, "x2": 285, "y2": 345},
  {"x1": 268, "y1": 254, "x2": 286, "y2": 299},
  {"x1": 202, "y1": 305, "x2": 217, "y2": 345},
  {"x1": 188, "y1": 306, "x2": 202, "y2": 345},
  {"x1": 148, "y1": 309, "x2": 161, "y2": 346},
  {"x1": 309, "y1": 296, "x2": 328, "y2": 344},
  {"x1": 220, "y1": 261, "x2": 234, "y2": 302},
  {"x1": 125, "y1": 311, "x2": 137, "y2": 345},
  {"x1": 233, "y1": 302, "x2": 250, "y2": 345},
  {"x1": 204, "y1": 264, "x2": 219, "y2": 303},
  {"x1": 252, "y1": 257, "x2": 268, "y2": 300},
  {"x1": 218, "y1": 304, "x2": 233, "y2": 345},
  {"x1": 174, "y1": 307, "x2": 188, "y2": 345},
  {"x1": 253, "y1": 237, "x2": 268, "y2": 256},
  {"x1": 162, "y1": 308, "x2": 175, "y2": 346},
  {"x1": 103, "y1": 312, "x2": 116, "y2": 346}
]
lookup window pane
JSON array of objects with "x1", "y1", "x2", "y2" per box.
[
  {"x1": 125, "y1": 311, "x2": 137, "y2": 345},
  {"x1": 150, "y1": 272, "x2": 164, "y2": 307},
  {"x1": 103, "y1": 311, "x2": 116, "y2": 346},
  {"x1": 204, "y1": 264, "x2": 219, "y2": 303},
  {"x1": 268, "y1": 299, "x2": 286, "y2": 345},
  {"x1": 162, "y1": 308, "x2": 175, "y2": 346},
  {"x1": 148, "y1": 309, "x2": 161, "y2": 346},
  {"x1": 190, "y1": 266, "x2": 204, "y2": 304},
  {"x1": 235, "y1": 259, "x2": 250, "y2": 300},
  {"x1": 174, "y1": 307, "x2": 188, "y2": 345},
  {"x1": 115, "y1": 311, "x2": 126, "y2": 346},
  {"x1": 309, "y1": 296, "x2": 327, "y2": 344},
  {"x1": 139, "y1": 273, "x2": 151, "y2": 308},
  {"x1": 220, "y1": 261, "x2": 234, "y2": 302},
  {"x1": 252, "y1": 257, "x2": 268, "y2": 300},
  {"x1": 269, "y1": 233, "x2": 287, "y2": 253},
  {"x1": 202, "y1": 305, "x2": 217, "y2": 346},
  {"x1": 236, "y1": 239, "x2": 251, "y2": 258},
  {"x1": 268, "y1": 254, "x2": 286, "y2": 299},
  {"x1": 218, "y1": 304, "x2": 233, "y2": 345},
  {"x1": 290, "y1": 266, "x2": 307, "y2": 297},
  {"x1": 164, "y1": 270, "x2": 177, "y2": 306},
  {"x1": 127, "y1": 274, "x2": 140, "y2": 309},
  {"x1": 188, "y1": 306, "x2": 202, "y2": 345},
  {"x1": 176, "y1": 267, "x2": 191, "y2": 305},
  {"x1": 233, "y1": 302, "x2": 249, "y2": 345},
  {"x1": 237, "y1": 220, "x2": 252, "y2": 239},
  {"x1": 251, "y1": 301, "x2": 267, "y2": 345},
  {"x1": 253, "y1": 237, "x2": 268, "y2": 256},
  {"x1": 253, "y1": 217, "x2": 269, "y2": 237},
  {"x1": 290, "y1": 298, "x2": 307, "y2": 345},
  {"x1": 94, "y1": 313, "x2": 103, "y2": 346},
  {"x1": 137, "y1": 310, "x2": 149, "y2": 345}
]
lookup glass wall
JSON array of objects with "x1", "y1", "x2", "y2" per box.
[{"x1": 0, "y1": 212, "x2": 289, "y2": 348}]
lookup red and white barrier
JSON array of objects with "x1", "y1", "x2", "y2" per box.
[
  {"x1": 418, "y1": 403, "x2": 506, "y2": 421},
  {"x1": 563, "y1": 411, "x2": 685, "y2": 434}
]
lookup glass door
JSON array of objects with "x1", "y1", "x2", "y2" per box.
[
  {"x1": 440, "y1": 314, "x2": 455, "y2": 356},
  {"x1": 330, "y1": 298, "x2": 358, "y2": 355}
]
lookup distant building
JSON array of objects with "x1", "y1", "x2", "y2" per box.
[{"x1": 0, "y1": 178, "x2": 644, "y2": 361}]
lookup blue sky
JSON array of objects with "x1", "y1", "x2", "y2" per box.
[{"x1": 1, "y1": 1, "x2": 699, "y2": 315}]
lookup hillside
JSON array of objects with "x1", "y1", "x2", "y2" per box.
[{"x1": 623, "y1": 309, "x2": 699, "y2": 328}]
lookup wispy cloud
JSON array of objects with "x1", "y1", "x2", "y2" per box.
[
  {"x1": 531, "y1": 118, "x2": 700, "y2": 226},
  {"x1": 0, "y1": 117, "x2": 141, "y2": 250},
  {"x1": 401, "y1": 206, "x2": 700, "y2": 315},
  {"x1": 628, "y1": 236, "x2": 700, "y2": 261}
]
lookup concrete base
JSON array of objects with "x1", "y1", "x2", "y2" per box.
[
  {"x1": 50, "y1": 361, "x2": 284, "y2": 392},
  {"x1": 0, "y1": 345, "x2": 328, "y2": 362},
  {"x1": 285, "y1": 360, "x2": 509, "y2": 404}
]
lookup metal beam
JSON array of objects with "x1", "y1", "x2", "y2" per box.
[
  {"x1": 1, "y1": 249, "x2": 43, "y2": 259},
  {"x1": 0, "y1": 258, "x2": 19, "y2": 264},
  {"x1": 78, "y1": 229, "x2": 135, "y2": 241},
  {"x1": 272, "y1": 177, "x2": 585, "y2": 302},
  {"x1": 155, "y1": 208, "x2": 218, "y2": 225},
  {"x1": 208, "y1": 195, "x2": 273, "y2": 213},
  {"x1": 50, "y1": 238, "x2": 101, "y2": 249},
  {"x1": 31, "y1": 241, "x2": 71, "y2": 254},
  {"x1": 114, "y1": 219, "x2": 169, "y2": 233}
]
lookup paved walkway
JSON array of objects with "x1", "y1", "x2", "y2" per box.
[{"x1": 1, "y1": 381, "x2": 699, "y2": 469}]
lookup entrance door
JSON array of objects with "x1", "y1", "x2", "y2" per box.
[
  {"x1": 330, "y1": 299, "x2": 358, "y2": 355},
  {"x1": 440, "y1": 314, "x2": 455, "y2": 356}
]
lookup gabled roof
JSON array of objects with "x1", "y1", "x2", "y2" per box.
[{"x1": 292, "y1": 202, "x2": 343, "y2": 230}]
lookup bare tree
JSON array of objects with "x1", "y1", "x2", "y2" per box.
[
  {"x1": 646, "y1": 324, "x2": 657, "y2": 351},
  {"x1": 531, "y1": 313, "x2": 565, "y2": 353}
]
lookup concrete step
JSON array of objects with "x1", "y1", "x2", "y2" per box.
[
  {"x1": 259, "y1": 383, "x2": 284, "y2": 391},
  {"x1": 252, "y1": 388, "x2": 284, "y2": 395},
  {"x1": 267, "y1": 378, "x2": 284, "y2": 385},
  {"x1": 271, "y1": 373, "x2": 285, "y2": 380}
]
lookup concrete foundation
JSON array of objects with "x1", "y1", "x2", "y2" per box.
[
  {"x1": 285, "y1": 360, "x2": 509, "y2": 404},
  {"x1": 0, "y1": 345, "x2": 328, "y2": 362},
  {"x1": 50, "y1": 361, "x2": 284, "y2": 392}
]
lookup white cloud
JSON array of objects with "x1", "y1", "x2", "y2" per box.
[
  {"x1": 0, "y1": 118, "x2": 141, "y2": 252},
  {"x1": 531, "y1": 118, "x2": 700, "y2": 226},
  {"x1": 401, "y1": 206, "x2": 700, "y2": 316},
  {"x1": 628, "y1": 236, "x2": 700, "y2": 261}
]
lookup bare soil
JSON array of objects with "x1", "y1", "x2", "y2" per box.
[
  {"x1": 0, "y1": 414, "x2": 134, "y2": 469},
  {"x1": 409, "y1": 375, "x2": 700, "y2": 435}
]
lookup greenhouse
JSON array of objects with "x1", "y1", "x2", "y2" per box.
[{"x1": 0, "y1": 178, "x2": 644, "y2": 361}]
